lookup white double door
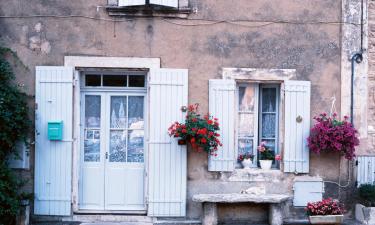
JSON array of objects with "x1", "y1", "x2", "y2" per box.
[{"x1": 79, "y1": 92, "x2": 146, "y2": 211}]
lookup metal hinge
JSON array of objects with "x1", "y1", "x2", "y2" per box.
[
  {"x1": 356, "y1": 160, "x2": 359, "y2": 166},
  {"x1": 105, "y1": 152, "x2": 108, "y2": 159}
]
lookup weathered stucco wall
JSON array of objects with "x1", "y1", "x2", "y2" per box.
[{"x1": 0, "y1": 0, "x2": 357, "y2": 222}]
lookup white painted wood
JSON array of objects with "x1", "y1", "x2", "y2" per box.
[
  {"x1": 150, "y1": 0, "x2": 178, "y2": 8},
  {"x1": 79, "y1": 92, "x2": 146, "y2": 211},
  {"x1": 35, "y1": 66, "x2": 74, "y2": 216},
  {"x1": 283, "y1": 80, "x2": 310, "y2": 173},
  {"x1": 148, "y1": 68, "x2": 188, "y2": 217},
  {"x1": 357, "y1": 156, "x2": 375, "y2": 186},
  {"x1": 208, "y1": 79, "x2": 236, "y2": 172},
  {"x1": 79, "y1": 93, "x2": 105, "y2": 210},
  {"x1": 8, "y1": 142, "x2": 30, "y2": 169},
  {"x1": 119, "y1": 0, "x2": 145, "y2": 6}
]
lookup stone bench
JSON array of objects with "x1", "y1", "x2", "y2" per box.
[{"x1": 192, "y1": 193, "x2": 291, "y2": 225}]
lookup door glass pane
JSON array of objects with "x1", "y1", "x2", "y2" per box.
[
  {"x1": 110, "y1": 96, "x2": 127, "y2": 129},
  {"x1": 103, "y1": 75, "x2": 127, "y2": 87},
  {"x1": 84, "y1": 130, "x2": 100, "y2": 162},
  {"x1": 85, "y1": 95, "x2": 101, "y2": 128},
  {"x1": 238, "y1": 113, "x2": 254, "y2": 137},
  {"x1": 239, "y1": 85, "x2": 255, "y2": 112},
  {"x1": 84, "y1": 95, "x2": 101, "y2": 162},
  {"x1": 109, "y1": 130, "x2": 127, "y2": 162},
  {"x1": 262, "y1": 88, "x2": 277, "y2": 112},
  {"x1": 85, "y1": 75, "x2": 101, "y2": 86},
  {"x1": 128, "y1": 130, "x2": 144, "y2": 162},
  {"x1": 128, "y1": 96, "x2": 144, "y2": 129},
  {"x1": 262, "y1": 114, "x2": 276, "y2": 138},
  {"x1": 129, "y1": 75, "x2": 145, "y2": 87},
  {"x1": 238, "y1": 139, "x2": 253, "y2": 155}
]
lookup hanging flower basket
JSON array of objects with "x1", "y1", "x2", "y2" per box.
[
  {"x1": 168, "y1": 104, "x2": 222, "y2": 155},
  {"x1": 307, "y1": 113, "x2": 359, "y2": 160}
]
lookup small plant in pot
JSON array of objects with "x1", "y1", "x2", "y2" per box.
[
  {"x1": 257, "y1": 141, "x2": 281, "y2": 170},
  {"x1": 355, "y1": 184, "x2": 375, "y2": 224},
  {"x1": 305, "y1": 198, "x2": 345, "y2": 224},
  {"x1": 237, "y1": 153, "x2": 254, "y2": 169}
]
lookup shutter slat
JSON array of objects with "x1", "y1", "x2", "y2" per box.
[
  {"x1": 357, "y1": 156, "x2": 375, "y2": 186},
  {"x1": 208, "y1": 79, "x2": 236, "y2": 172},
  {"x1": 35, "y1": 66, "x2": 73, "y2": 215},
  {"x1": 148, "y1": 68, "x2": 188, "y2": 217},
  {"x1": 118, "y1": 0, "x2": 146, "y2": 6},
  {"x1": 283, "y1": 80, "x2": 310, "y2": 173},
  {"x1": 149, "y1": 0, "x2": 178, "y2": 8}
]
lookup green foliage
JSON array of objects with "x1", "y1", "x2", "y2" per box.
[
  {"x1": 0, "y1": 47, "x2": 32, "y2": 225},
  {"x1": 358, "y1": 184, "x2": 375, "y2": 207},
  {"x1": 0, "y1": 47, "x2": 31, "y2": 161}
]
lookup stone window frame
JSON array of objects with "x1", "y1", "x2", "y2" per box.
[{"x1": 222, "y1": 67, "x2": 296, "y2": 171}]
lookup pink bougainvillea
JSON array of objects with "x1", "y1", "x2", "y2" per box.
[{"x1": 307, "y1": 113, "x2": 359, "y2": 160}]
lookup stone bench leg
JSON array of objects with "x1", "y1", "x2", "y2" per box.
[
  {"x1": 202, "y1": 202, "x2": 218, "y2": 225},
  {"x1": 269, "y1": 203, "x2": 283, "y2": 225}
]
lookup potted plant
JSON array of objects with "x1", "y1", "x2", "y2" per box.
[
  {"x1": 355, "y1": 184, "x2": 375, "y2": 224},
  {"x1": 257, "y1": 141, "x2": 281, "y2": 170},
  {"x1": 305, "y1": 198, "x2": 345, "y2": 224},
  {"x1": 307, "y1": 113, "x2": 359, "y2": 160},
  {"x1": 168, "y1": 104, "x2": 222, "y2": 155},
  {"x1": 237, "y1": 153, "x2": 254, "y2": 169}
]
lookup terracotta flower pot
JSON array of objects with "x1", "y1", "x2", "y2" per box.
[
  {"x1": 309, "y1": 215, "x2": 344, "y2": 224},
  {"x1": 241, "y1": 158, "x2": 253, "y2": 169},
  {"x1": 259, "y1": 160, "x2": 272, "y2": 170}
]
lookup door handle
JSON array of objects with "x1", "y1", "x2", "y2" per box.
[{"x1": 105, "y1": 152, "x2": 108, "y2": 159}]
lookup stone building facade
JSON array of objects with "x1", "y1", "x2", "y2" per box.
[{"x1": 0, "y1": 0, "x2": 372, "y2": 224}]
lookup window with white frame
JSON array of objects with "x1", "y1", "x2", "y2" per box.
[{"x1": 236, "y1": 83, "x2": 280, "y2": 167}]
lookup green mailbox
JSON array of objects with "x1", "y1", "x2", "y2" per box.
[{"x1": 48, "y1": 121, "x2": 63, "y2": 141}]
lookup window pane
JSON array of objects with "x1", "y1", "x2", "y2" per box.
[
  {"x1": 85, "y1": 95, "x2": 101, "y2": 128},
  {"x1": 262, "y1": 114, "x2": 276, "y2": 138},
  {"x1": 129, "y1": 75, "x2": 145, "y2": 87},
  {"x1": 110, "y1": 96, "x2": 127, "y2": 129},
  {"x1": 261, "y1": 139, "x2": 276, "y2": 152},
  {"x1": 128, "y1": 96, "x2": 144, "y2": 129},
  {"x1": 239, "y1": 85, "x2": 255, "y2": 111},
  {"x1": 238, "y1": 139, "x2": 253, "y2": 156},
  {"x1": 103, "y1": 75, "x2": 127, "y2": 87},
  {"x1": 85, "y1": 75, "x2": 101, "y2": 86},
  {"x1": 109, "y1": 130, "x2": 127, "y2": 162},
  {"x1": 238, "y1": 113, "x2": 254, "y2": 137},
  {"x1": 84, "y1": 130, "x2": 100, "y2": 162},
  {"x1": 262, "y1": 88, "x2": 277, "y2": 112},
  {"x1": 128, "y1": 130, "x2": 144, "y2": 162}
]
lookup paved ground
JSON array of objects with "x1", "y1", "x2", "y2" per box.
[{"x1": 32, "y1": 220, "x2": 364, "y2": 225}]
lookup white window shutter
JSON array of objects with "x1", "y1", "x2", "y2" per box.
[
  {"x1": 283, "y1": 80, "x2": 311, "y2": 173},
  {"x1": 150, "y1": 0, "x2": 178, "y2": 8},
  {"x1": 357, "y1": 156, "x2": 375, "y2": 186},
  {"x1": 8, "y1": 142, "x2": 30, "y2": 169},
  {"x1": 208, "y1": 79, "x2": 236, "y2": 172},
  {"x1": 34, "y1": 66, "x2": 73, "y2": 216},
  {"x1": 148, "y1": 68, "x2": 188, "y2": 217},
  {"x1": 118, "y1": 0, "x2": 146, "y2": 6}
]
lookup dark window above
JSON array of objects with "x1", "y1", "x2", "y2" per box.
[{"x1": 106, "y1": 0, "x2": 191, "y2": 17}]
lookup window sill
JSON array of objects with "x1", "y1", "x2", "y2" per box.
[
  {"x1": 105, "y1": 5, "x2": 192, "y2": 18},
  {"x1": 228, "y1": 168, "x2": 284, "y2": 182}
]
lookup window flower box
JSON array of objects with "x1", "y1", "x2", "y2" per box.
[{"x1": 306, "y1": 198, "x2": 345, "y2": 225}]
